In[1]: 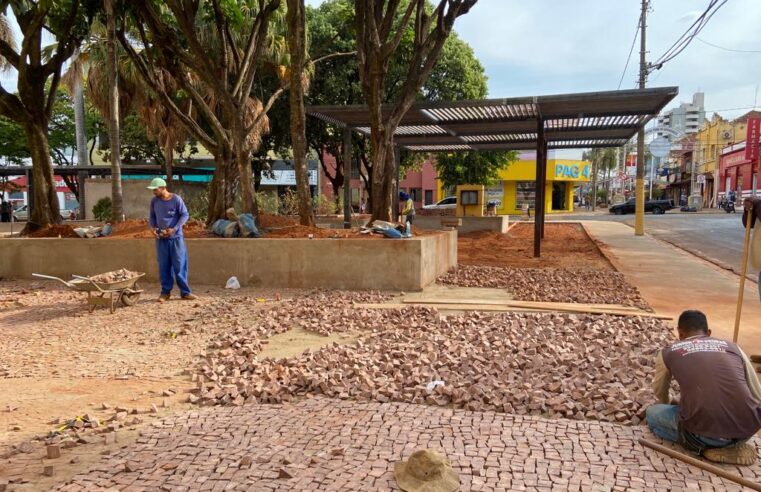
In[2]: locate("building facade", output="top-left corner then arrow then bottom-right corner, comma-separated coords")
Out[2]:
436,154 -> 591,214
657,92 -> 705,140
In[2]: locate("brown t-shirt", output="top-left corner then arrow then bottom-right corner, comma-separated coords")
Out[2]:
662,336 -> 761,439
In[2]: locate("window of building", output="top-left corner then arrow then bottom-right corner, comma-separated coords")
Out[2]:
516,182 -> 536,210
460,190 -> 478,205
410,188 -> 422,202
424,190 -> 433,205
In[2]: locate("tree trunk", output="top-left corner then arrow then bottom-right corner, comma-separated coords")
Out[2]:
164,142 -> 174,191
591,159 -> 598,212
106,0 -> 123,222
73,75 -> 88,219
24,123 -> 61,230
286,0 -> 314,227
236,147 -> 258,216
369,132 -> 395,221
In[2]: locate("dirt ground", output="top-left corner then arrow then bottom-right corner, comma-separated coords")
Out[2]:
22,216 -> 436,240
457,222 -> 613,270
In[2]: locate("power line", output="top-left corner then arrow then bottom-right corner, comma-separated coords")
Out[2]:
617,12 -> 641,90
696,37 -> 761,53
650,0 -> 728,71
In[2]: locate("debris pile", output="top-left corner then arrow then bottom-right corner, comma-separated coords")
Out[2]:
438,265 -> 649,309
90,269 -> 140,284
249,290 -> 394,336
191,310 -> 670,424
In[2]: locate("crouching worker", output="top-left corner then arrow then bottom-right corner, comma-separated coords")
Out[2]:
647,310 -> 761,465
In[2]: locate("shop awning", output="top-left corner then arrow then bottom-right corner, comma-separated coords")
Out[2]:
307,87 -> 678,152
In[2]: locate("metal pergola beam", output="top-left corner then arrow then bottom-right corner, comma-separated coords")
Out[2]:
306,87 -> 679,258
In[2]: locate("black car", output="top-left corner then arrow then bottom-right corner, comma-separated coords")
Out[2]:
609,198 -> 674,215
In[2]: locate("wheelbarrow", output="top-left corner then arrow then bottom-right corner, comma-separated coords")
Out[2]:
32,272 -> 145,314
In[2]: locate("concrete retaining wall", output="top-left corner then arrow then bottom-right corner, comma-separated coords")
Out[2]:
412,215 -> 509,234
84,179 -> 206,220
0,231 -> 456,292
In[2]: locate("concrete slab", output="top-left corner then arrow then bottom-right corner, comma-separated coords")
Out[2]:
0,231 -> 457,292
401,283 -> 513,302
583,220 -> 761,355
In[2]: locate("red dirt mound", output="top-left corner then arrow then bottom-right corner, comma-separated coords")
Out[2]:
458,222 -> 612,270
104,219 -> 211,239
257,214 -> 298,228
25,224 -> 79,238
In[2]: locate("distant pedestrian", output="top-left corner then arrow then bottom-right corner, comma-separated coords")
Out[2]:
360,198 -> 367,214
0,199 -> 10,223
399,191 -> 415,229
742,197 -> 761,302
147,177 -> 195,303
585,197 -> 590,211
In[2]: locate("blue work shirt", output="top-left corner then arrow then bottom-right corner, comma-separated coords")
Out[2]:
149,194 -> 189,237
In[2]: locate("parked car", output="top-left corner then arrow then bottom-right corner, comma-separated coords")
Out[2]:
608,198 -> 674,215
12,204 -> 73,221
423,196 -> 456,210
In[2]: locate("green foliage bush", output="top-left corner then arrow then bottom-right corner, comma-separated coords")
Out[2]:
92,197 -> 112,221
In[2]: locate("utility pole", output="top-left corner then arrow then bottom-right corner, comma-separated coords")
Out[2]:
634,0 -> 648,235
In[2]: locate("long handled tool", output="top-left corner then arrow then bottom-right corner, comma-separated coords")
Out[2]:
733,209 -> 754,343
639,438 -> 761,491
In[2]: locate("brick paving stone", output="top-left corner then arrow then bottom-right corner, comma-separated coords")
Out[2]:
57,398 -> 761,491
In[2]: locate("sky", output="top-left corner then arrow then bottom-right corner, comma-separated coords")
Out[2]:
305,0 -> 761,118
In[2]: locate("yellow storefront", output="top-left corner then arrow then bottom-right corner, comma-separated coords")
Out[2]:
438,158 -> 591,214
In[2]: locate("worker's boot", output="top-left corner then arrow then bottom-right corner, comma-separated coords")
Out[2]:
703,442 -> 757,466
181,293 -> 198,301
157,293 -> 170,303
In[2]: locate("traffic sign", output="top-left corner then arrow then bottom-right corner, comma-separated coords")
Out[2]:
649,136 -> 671,158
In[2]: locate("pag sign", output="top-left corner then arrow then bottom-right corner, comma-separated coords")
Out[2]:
554,162 -> 591,181
745,117 -> 761,162
649,136 -> 671,158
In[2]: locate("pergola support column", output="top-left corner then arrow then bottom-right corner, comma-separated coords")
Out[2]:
534,116 -> 547,257
343,126 -> 352,229
394,146 -> 401,222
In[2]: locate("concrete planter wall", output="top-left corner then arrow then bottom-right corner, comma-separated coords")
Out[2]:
0,231 -> 456,292
411,215 -> 509,234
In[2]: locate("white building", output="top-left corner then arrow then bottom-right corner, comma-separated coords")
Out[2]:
657,92 -> 706,141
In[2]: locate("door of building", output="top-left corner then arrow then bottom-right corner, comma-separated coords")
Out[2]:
552,183 -> 566,211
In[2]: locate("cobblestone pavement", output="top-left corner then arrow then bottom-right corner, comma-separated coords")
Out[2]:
57,397 -> 761,491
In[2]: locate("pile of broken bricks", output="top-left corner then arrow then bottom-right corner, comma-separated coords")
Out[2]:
190,309 -> 673,425
438,265 -> 650,309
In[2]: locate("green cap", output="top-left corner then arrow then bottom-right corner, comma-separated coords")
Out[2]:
147,177 -> 167,190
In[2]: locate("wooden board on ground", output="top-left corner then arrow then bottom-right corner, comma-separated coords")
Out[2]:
403,297 -> 641,312
366,300 -> 672,319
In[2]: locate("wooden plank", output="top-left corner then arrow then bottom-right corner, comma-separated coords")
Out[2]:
360,302 -> 672,320
403,298 -> 642,312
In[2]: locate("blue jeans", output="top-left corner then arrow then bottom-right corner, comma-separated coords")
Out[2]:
758,271 -> 761,302
646,404 -> 741,453
156,237 -> 191,296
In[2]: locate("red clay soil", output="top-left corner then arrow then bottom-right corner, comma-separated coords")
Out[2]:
257,213 -> 299,228
25,224 -> 80,238
458,222 -> 613,270
103,219 -> 212,239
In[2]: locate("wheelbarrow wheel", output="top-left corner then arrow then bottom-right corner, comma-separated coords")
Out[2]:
120,291 -> 141,306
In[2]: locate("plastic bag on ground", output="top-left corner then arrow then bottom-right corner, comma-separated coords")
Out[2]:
225,276 -> 241,289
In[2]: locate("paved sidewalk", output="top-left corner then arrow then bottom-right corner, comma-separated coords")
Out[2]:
584,221 -> 761,355
57,397 -> 758,491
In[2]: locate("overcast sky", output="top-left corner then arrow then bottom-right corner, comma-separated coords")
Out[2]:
307,0 -> 761,119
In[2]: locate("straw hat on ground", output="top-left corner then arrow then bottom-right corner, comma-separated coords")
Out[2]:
394,449 -> 459,492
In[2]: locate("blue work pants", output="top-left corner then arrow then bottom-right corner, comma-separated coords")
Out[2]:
646,404 -> 746,454
156,237 -> 191,296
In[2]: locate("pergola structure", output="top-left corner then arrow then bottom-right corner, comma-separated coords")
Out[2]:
307,87 -> 678,257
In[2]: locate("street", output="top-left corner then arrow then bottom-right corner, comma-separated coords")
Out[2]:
547,212 -> 760,285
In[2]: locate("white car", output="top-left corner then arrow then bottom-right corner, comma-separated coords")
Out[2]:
13,204 -> 73,221
423,196 -> 457,210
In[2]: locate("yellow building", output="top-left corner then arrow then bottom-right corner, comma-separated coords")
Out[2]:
694,111 -> 760,206
439,158 -> 591,215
